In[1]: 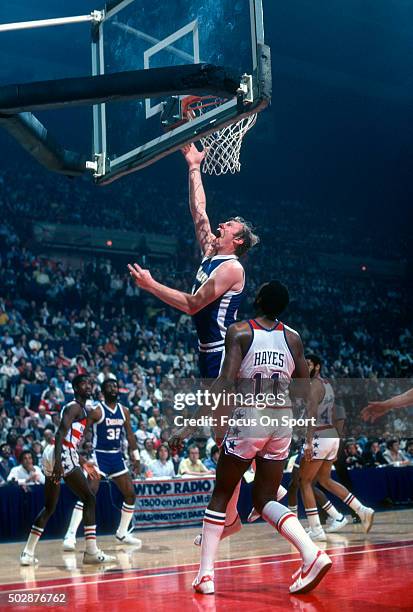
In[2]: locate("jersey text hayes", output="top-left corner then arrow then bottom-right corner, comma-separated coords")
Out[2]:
253,350 -> 285,368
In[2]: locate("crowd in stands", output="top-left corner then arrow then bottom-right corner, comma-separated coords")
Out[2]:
0,163 -> 412,488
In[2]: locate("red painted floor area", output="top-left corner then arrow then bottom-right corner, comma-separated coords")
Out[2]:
2,541 -> 413,611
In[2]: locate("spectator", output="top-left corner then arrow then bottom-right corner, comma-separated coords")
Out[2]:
135,420 -> 155,449
404,440 -> 413,464
150,444 -> 175,478
344,441 -> 365,469
7,450 -> 45,485
362,440 -> 387,467
179,445 -> 211,476
203,445 -> 220,472
40,378 -> 65,405
34,405 -> 53,429
383,439 -> 410,466
140,438 -> 157,471
0,443 -> 18,480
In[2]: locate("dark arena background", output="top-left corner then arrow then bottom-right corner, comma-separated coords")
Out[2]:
0,1 -> 412,610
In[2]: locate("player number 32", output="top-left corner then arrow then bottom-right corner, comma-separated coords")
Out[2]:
107,428 -> 121,440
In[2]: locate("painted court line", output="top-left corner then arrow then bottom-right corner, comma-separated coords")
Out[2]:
2,541 -> 412,594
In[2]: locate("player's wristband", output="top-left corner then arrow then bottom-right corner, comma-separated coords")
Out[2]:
132,449 -> 140,461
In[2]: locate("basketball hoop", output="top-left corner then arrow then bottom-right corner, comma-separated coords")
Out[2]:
181,96 -> 257,175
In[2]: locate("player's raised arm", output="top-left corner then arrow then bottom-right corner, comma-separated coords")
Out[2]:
52,402 -> 82,483
128,259 -> 242,315
182,143 -> 215,255
361,387 -> 413,422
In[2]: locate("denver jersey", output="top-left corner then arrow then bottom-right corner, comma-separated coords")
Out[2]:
315,376 -> 335,426
192,254 -> 244,352
92,402 -> 126,452
238,319 -> 296,406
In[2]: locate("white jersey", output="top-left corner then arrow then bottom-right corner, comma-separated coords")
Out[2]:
223,319 -> 296,462
315,375 -> 335,427
60,401 -> 87,451
238,319 -> 296,406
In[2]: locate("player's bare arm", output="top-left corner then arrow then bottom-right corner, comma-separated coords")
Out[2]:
182,143 -> 216,255
128,259 -> 243,315
123,407 -> 141,475
77,407 -> 102,480
361,387 -> 413,422
169,323 -> 250,449
51,402 -> 83,484
218,321 -> 252,382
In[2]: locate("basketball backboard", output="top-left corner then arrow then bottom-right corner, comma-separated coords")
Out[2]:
92,0 -> 270,183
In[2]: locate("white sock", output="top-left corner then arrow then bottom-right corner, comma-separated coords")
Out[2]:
224,481 -> 240,527
84,525 -> 98,555
199,510 -> 226,577
305,507 -> 322,529
277,485 -> 287,501
117,502 -> 135,537
65,502 -> 83,539
288,505 -> 298,515
24,526 -> 44,555
322,500 -> 342,520
343,493 -> 364,514
262,501 -> 319,566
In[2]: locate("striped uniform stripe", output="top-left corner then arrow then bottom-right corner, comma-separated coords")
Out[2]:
204,509 -> 226,525
30,527 -> 44,536
122,504 -> 135,514
84,527 -> 97,540
344,494 -> 355,506
305,508 -> 319,515
277,512 -> 296,532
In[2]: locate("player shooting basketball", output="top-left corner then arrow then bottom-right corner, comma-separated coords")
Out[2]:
128,145 -> 258,381
128,143 -> 259,539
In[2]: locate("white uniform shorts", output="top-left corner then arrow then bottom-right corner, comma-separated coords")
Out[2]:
307,427 -> 340,461
223,407 -> 293,461
42,444 -> 81,478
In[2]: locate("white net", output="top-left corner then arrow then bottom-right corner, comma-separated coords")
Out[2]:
184,97 -> 257,175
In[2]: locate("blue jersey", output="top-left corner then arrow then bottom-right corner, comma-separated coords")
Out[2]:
92,402 -> 126,452
192,254 -> 245,354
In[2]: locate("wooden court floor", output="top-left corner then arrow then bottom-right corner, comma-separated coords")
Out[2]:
0,509 -> 412,611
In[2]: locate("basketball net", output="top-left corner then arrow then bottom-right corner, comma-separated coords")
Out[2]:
182,96 -> 257,175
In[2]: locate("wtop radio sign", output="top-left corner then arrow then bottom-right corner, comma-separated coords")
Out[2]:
133,476 -> 215,529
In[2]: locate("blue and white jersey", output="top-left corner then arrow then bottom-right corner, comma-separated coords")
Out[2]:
192,254 -> 245,353
92,402 -> 126,452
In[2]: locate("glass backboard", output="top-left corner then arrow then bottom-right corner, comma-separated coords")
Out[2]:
92,0 -> 269,183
